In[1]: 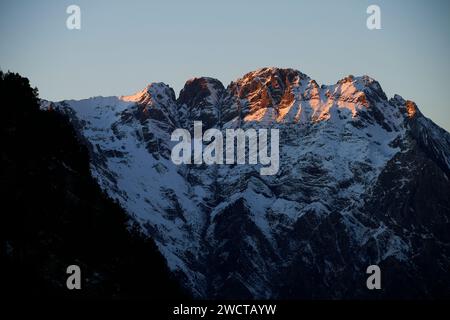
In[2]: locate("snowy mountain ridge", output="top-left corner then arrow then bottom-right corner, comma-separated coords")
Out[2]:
42,67 -> 450,298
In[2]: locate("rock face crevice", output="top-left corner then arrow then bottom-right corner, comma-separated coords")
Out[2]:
43,67 -> 450,298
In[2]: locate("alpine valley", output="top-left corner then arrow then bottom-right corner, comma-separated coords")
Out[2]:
42,68 -> 450,299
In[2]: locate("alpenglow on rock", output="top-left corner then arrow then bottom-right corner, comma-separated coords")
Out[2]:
42,67 -> 450,299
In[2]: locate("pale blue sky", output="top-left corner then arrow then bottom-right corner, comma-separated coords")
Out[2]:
1,0 -> 449,131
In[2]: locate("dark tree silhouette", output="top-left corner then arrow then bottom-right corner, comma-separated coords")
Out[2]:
0,71 -> 186,299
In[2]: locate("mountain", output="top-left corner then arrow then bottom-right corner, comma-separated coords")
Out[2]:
42,67 -> 450,299
1,71 -> 184,298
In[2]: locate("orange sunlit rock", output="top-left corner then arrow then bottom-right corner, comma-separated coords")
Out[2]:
405,100 -> 417,118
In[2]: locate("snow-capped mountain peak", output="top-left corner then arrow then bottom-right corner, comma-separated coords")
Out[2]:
42,68 -> 450,298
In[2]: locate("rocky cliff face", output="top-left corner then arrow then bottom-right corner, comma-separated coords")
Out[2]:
42,67 -> 450,298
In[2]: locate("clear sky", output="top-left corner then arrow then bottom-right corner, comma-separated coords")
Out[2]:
1,0 -> 449,131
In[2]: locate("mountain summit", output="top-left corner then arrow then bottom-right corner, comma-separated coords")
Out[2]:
42,68 -> 450,298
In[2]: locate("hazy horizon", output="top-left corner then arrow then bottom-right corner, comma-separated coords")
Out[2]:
1,0 -> 449,131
